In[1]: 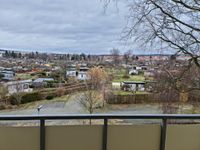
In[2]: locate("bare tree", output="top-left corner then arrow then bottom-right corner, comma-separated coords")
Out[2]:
0,85 -> 8,103
87,67 -> 109,89
110,48 -> 120,66
154,60 -> 200,113
79,90 -> 100,114
79,85 -> 101,124
104,0 -> 200,66
11,81 -> 24,105
153,68 -> 180,114
123,50 -> 132,65
87,67 -> 109,106
80,67 -> 109,122
123,0 -> 200,66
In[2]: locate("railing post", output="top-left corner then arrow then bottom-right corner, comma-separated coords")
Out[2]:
40,119 -> 45,150
103,118 -> 108,150
160,118 -> 167,150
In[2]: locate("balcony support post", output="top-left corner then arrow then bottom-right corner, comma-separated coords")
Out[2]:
40,119 -> 45,150
103,118 -> 108,150
160,118 -> 167,150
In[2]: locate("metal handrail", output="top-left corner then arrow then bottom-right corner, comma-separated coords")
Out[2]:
0,114 -> 200,120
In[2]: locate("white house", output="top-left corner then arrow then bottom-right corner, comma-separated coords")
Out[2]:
121,81 -> 146,92
4,79 -> 33,94
136,66 -> 142,70
66,68 -> 77,77
112,82 -> 121,90
77,67 -> 89,80
129,69 -> 139,75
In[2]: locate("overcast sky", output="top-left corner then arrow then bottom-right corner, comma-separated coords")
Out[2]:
0,0 -> 156,54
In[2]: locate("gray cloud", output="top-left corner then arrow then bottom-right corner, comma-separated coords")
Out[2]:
0,0 -> 144,54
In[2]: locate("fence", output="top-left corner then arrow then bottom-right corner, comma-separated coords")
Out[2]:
1,114 -> 200,150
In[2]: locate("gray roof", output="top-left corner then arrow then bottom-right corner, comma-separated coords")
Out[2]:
5,79 -> 32,85
33,78 -> 54,83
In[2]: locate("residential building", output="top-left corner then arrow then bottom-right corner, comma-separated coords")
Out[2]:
129,69 -> 139,75
4,79 -> 33,94
0,70 -> 15,81
77,67 -> 89,80
121,81 -> 146,92
66,68 -> 77,77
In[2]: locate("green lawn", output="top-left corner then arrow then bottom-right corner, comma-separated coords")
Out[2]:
113,75 -> 145,82
15,73 -> 34,80
108,68 -> 146,82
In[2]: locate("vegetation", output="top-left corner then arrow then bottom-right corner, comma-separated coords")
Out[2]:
0,73 -> 4,80
110,48 -> 120,65
0,86 -> 8,102
79,90 -> 101,114
113,91 -> 149,96
20,94 -> 71,110
109,68 -> 145,82
20,92 -> 42,104
45,95 -> 55,100
0,104 -> 6,110
118,0 -> 200,66
113,75 -> 145,82
15,73 -> 33,80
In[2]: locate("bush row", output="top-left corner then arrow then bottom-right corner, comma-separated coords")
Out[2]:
8,85 -> 88,105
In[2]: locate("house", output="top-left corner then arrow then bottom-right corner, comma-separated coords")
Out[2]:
121,81 -> 146,92
4,79 -> 33,94
0,70 -> 15,81
52,66 -> 61,71
112,82 -> 121,90
78,67 -> 89,80
66,68 -> 77,78
13,66 -> 23,72
33,78 -> 54,87
129,69 -> 139,75
66,65 -> 90,81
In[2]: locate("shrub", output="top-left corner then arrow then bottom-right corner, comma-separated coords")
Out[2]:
21,92 -> 42,104
122,74 -> 130,79
46,95 -> 54,100
10,98 -> 19,105
56,88 -> 65,97
9,94 -> 23,105
30,73 -> 36,76
0,104 -> 6,110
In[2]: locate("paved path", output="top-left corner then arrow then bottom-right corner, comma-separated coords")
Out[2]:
0,94 -> 85,115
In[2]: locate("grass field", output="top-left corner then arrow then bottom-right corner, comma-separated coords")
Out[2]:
113,75 -> 145,82
109,68 -> 146,82
15,73 -> 34,80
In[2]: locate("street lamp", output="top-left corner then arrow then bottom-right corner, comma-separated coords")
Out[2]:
37,105 -> 43,115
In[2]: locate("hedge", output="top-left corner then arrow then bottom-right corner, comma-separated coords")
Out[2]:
21,92 -> 42,104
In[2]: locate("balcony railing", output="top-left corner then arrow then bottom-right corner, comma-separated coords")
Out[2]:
1,114 -> 200,150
